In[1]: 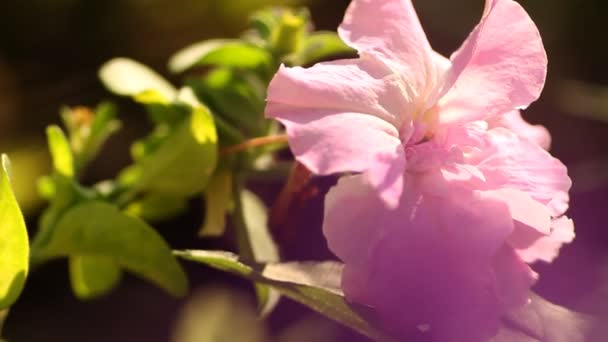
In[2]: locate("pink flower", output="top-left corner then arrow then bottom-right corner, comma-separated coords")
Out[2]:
265,0 -> 573,340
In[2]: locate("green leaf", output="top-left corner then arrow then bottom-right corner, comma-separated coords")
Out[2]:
295,32 -> 356,65
0,155 -> 29,310
177,251 -> 595,342
238,190 -> 278,263
189,68 -> 265,136
69,255 -> 122,300
496,293 -> 595,342
200,169 -> 233,237
99,58 -> 177,101
60,103 -> 121,173
169,40 -> 272,74
175,250 -> 395,342
46,126 -> 74,178
171,287 -> 268,342
233,188 -> 281,316
125,193 -> 188,222
129,104 -> 218,197
36,201 -> 188,297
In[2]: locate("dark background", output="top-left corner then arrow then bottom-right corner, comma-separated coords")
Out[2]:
1,0 -> 607,341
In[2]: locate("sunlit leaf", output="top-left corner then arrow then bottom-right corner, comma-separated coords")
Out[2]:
69,255 -> 122,300
169,40 -> 272,74
99,58 -> 177,101
0,155 -> 29,310
200,169 -> 233,237
36,201 -> 188,297
46,126 -> 74,178
175,250 -> 395,342
128,104 -> 218,197
171,287 -> 268,342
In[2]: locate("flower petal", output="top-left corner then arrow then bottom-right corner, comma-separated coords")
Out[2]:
338,0 -> 443,112
492,246 -> 538,309
267,103 -> 402,175
267,59 -> 409,127
471,128 -> 571,216
508,216 -> 575,263
488,110 -> 551,150
438,0 -> 547,124
323,171 -> 518,341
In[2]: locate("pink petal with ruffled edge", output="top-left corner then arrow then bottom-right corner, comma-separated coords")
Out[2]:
508,216 -> 575,263
438,0 -> 547,125
470,127 -> 571,216
488,110 -> 551,150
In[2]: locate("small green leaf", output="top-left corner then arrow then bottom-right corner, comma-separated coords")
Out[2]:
36,201 -> 188,297
200,169 -> 233,237
126,193 -> 188,222
295,32 -> 356,65
46,126 -> 74,178
176,250 -> 395,342
189,68 -> 265,136
99,58 -> 177,101
130,104 -> 218,197
271,10 -> 308,57
169,40 -> 272,74
69,255 -> 122,300
0,155 -> 29,310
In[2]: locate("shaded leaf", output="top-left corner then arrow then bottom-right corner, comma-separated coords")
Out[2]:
99,58 -> 177,101
169,39 -> 272,74
189,68 -> 265,136
69,255 -> 122,300
200,169 -> 233,237
498,293 -> 595,342
175,250 -> 396,342
36,201 -> 188,297
0,155 -> 29,310
125,193 -> 188,222
233,189 -> 280,316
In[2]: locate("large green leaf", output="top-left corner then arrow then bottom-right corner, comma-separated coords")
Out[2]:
177,250 -> 596,342
128,104 -> 218,197
36,201 -> 188,297
0,155 -> 29,310
69,255 -> 122,300
99,58 -> 177,101
495,293 -> 595,342
175,250 -> 395,342
169,40 -> 272,74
